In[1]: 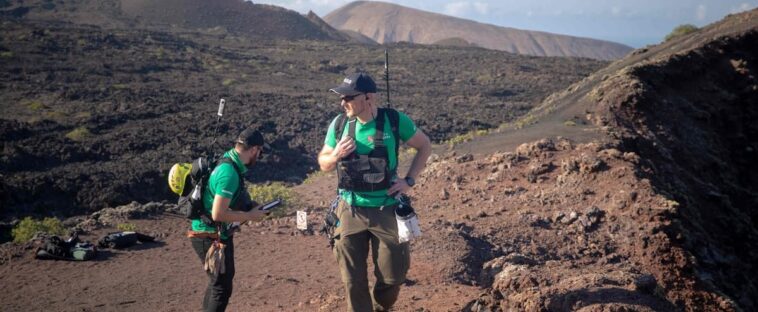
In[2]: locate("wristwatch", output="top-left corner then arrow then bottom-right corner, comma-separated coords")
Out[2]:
404,176 -> 416,187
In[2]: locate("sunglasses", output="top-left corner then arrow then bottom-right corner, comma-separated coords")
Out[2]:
340,93 -> 365,102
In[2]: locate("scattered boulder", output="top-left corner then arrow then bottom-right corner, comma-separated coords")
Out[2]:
552,211 -> 566,223
440,188 -> 450,200
634,274 -> 658,294
564,211 -> 579,224
84,201 -> 171,228
478,253 -> 537,287
504,186 -> 526,196
579,155 -> 605,173
516,139 -> 556,157
561,158 -> 579,174
455,153 -> 474,163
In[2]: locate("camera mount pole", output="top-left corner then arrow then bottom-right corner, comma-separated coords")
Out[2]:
208,98 -> 225,161
384,49 -> 391,108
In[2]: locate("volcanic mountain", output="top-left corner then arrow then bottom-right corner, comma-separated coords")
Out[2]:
324,1 -> 633,60
2,0 -> 352,41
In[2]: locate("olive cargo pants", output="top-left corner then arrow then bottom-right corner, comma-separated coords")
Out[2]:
333,200 -> 411,312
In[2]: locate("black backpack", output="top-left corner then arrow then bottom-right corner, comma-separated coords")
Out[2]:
177,157 -> 243,224
36,235 -> 98,261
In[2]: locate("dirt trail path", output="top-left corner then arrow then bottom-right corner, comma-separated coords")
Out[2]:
0,211 -> 480,311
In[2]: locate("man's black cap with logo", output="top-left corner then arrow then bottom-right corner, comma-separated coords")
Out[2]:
329,72 -> 377,96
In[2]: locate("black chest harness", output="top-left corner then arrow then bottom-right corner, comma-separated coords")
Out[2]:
334,108 -> 400,192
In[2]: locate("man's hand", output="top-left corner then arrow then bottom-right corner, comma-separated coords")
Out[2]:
332,136 -> 356,159
244,209 -> 269,224
319,136 -> 355,171
387,178 -> 411,197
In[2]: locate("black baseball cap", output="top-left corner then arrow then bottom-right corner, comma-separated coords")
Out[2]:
329,72 -> 377,96
235,127 -> 271,151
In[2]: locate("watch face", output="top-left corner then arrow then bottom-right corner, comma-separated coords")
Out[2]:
405,177 -> 415,187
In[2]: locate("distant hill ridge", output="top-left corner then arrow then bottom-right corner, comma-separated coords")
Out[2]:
2,0 -> 352,41
119,0 -> 349,41
324,1 -> 633,60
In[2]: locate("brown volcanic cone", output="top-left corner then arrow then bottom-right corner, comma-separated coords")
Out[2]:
119,0 -> 347,41
324,1 -> 633,60
3,0 -> 350,41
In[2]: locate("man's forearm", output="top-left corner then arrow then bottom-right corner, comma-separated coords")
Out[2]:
318,151 -> 338,172
405,144 -> 432,180
211,195 -> 265,222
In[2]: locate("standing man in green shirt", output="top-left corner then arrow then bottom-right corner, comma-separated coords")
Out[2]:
188,127 -> 269,312
318,72 -> 432,311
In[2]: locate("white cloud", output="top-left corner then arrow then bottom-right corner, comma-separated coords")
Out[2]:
731,2 -> 754,13
473,2 -> 489,15
696,4 -> 707,21
309,0 -> 345,6
611,6 -> 621,16
444,1 -> 471,17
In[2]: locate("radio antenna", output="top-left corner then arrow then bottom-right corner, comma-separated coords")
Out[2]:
384,49 -> 391,108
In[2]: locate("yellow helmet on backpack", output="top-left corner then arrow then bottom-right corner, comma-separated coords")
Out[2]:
168,163 -> 192,196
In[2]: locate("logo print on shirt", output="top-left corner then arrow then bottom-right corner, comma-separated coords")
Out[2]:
367,136 -> 374,143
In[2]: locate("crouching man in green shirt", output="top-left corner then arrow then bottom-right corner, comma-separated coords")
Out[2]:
189,127 -> 270,312
318,72 -> 432,311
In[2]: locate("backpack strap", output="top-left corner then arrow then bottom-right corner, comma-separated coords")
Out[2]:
377,108 -> 401,162
217,157 -> 244,199
374,109 -> 386,148
333,113 -> 348,142
386,108 -> 400,160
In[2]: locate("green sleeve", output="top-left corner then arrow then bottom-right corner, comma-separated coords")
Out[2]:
209,163 -> 239,199
324,116 -> 339,148
397,111 -> 417,142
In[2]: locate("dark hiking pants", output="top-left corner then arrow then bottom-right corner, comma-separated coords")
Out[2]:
333,200 -> 411,312
191,237 -> 235,312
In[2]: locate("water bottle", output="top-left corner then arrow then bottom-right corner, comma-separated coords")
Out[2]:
395,197 -> 421,243
190,183 -> 202,202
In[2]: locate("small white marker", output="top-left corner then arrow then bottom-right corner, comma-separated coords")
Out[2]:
296,211 -> 308,230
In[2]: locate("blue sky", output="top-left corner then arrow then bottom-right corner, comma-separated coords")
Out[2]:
250,0 -> 757,47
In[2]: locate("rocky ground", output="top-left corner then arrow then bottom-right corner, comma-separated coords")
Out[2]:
0,136 -> 733,311
0,17 -> 603,220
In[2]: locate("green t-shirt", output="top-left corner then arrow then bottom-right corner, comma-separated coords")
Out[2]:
324,110 -> 417,207
191,148 -> 247,239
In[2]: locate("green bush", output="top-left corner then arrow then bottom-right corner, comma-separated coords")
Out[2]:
117,223 -> 138,232
26,101 -> 44,111
12,217 -> 67,243
665,24 -> 698,42
446,129 -> 489,147
303,170 -> 330,184
0,51 -> 13,58
247,182 -> 296,218
65,126 -> 91,141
